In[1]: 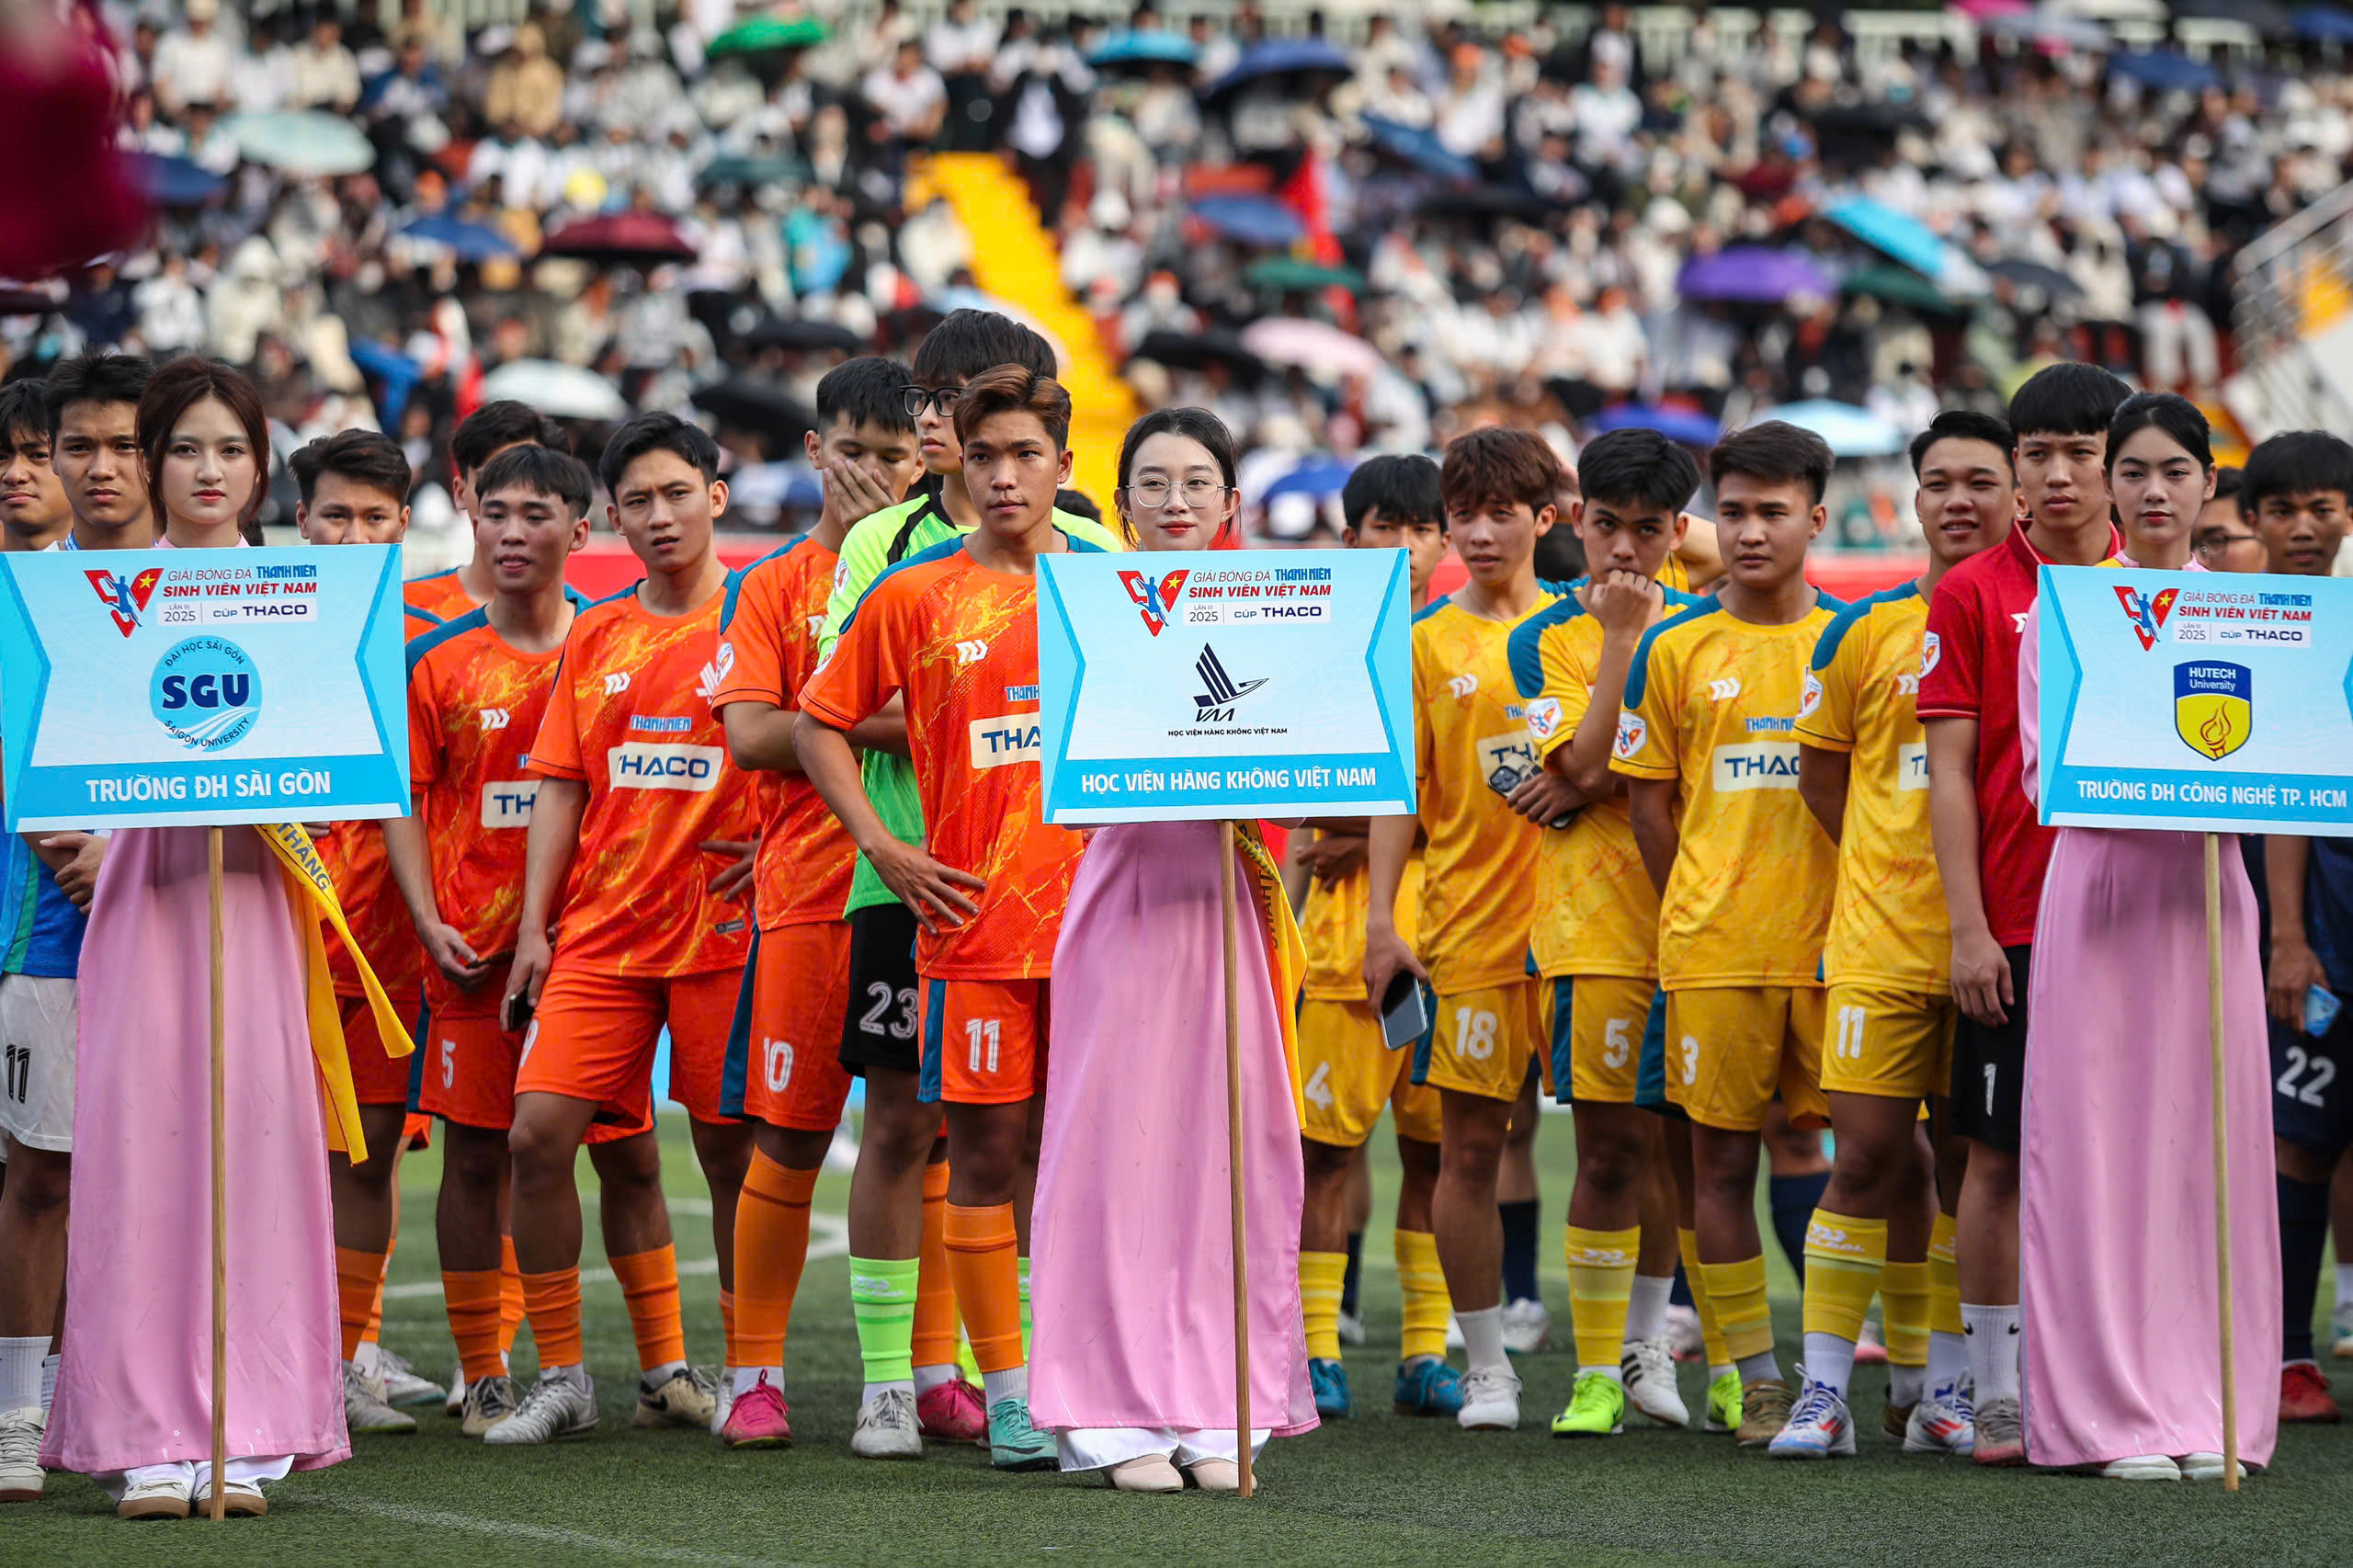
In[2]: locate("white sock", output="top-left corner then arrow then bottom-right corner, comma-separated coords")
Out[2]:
864,1378 -> 918,1404
353,1339 -> 383,1377
1456,1305 -> 1509,1374
544,1362 -> 588,1388
1709,1362 -> 1736,1384
1735,1349 -> 1781,1387
0,1336 -> 43,1412
40,1352 -> 60,1414
1961,1303 -> 2021,1403
1623,1274 -> 1672,1346
1802,1332 -> 1857,1400
912,1362 -> 960,1395
642,1358 -> 687,1389
1927,1329 -> 1968,1392
1581,1363 -> 1624,1383
1889,1361 -> 1926,1408
2337,1262 -> 2353,1309
981,1366 -> 1027,1406
730,1365 -> 779,1399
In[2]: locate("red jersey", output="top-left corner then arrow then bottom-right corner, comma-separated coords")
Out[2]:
798,535 -> 1095,981
710,537 -> 856,931
1917,521 -> 2120,948
525,584 -> 758,977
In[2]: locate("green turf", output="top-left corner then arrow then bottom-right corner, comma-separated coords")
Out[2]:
14,1112 -> 2349,1568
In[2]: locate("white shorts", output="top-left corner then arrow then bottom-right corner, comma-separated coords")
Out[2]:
0,973 -> 76,1153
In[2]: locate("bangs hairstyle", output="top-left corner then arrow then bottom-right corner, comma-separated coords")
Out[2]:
450,400 -> 571,477
2239,430 -> 2353,517
1440,426 -> 1563,517
136,356 -> 271,528
0,381 -> 49,451
43,350 -> 152,438
951,364 -> 1072,451
1907,410 -> 2016,477
2006,361 -> 2131,441
476,442 -> 594,519
1710,419 -> 1835,506
1341,452 -> 1441,533
597,410 -> 721,494
912,309 -> 1058,387
2105,392 -> 2211,474
1575,427 -> 1702,515
816,356 -> 917,436
289,428 -> 412,506
1117,405 -> 1238,489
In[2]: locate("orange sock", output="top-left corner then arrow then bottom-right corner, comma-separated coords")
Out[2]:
520,1267 -> 584,1370
498,1236 -> 525,1355
443,1268 -> 506,1383
336,1246 -> 383,1363
912,1161 -> 959,1371
364,1233 -> 394,1346
609,1245 -> 687,1372
942,1201 -> 1022,1373
730,1153 -> 817,1369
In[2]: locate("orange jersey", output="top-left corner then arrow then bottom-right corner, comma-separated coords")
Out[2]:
799,535 -> 1097,982
526,584 -> 758,977
404,566 -> 479,624
405,608 -> 566,963
710,537 -> 857,931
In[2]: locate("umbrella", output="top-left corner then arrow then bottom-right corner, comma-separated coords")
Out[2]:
400,213 -> 519,263
2108,51 -> 2221,93
1585,403 -> 1722,446
1260,455 -> 1356,504
691,378 -> 818,443
129,152 -> 226,207
1190,195 -> 1306,248
1415,185 -> 1552,222
1841,262 -> 1967,315
695,153 -> 809,190
347,340 -> 424,426
0,285 -> 65,316
1986,256 -> 2086,301
1824,197 -> 1984,293
1758,400 -> 1906,460
1238,318 -> 1383,380
541,210 -> 697,268
1088,30 -> 1199,69
744,316 -> 864,354
222,109 -> 376,175
2296,6 -> 2353,42
1677,246 -> 1834,304
1358,115 -> 1478,183
1129,328 -> 1268,381
705,15 -> 825,57
1200,38 -> 1354,101
2175,0 -> 2291,34
478,359 -> 629,422
1980,6 -> 2114,51
1244,256 -> 1368,294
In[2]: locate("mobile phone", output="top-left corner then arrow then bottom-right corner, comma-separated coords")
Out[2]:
1485,761 -> 1578,830
503,990 -> 536,1035
1381,969 -> 1431,1051
2308,984 -> 2342,1040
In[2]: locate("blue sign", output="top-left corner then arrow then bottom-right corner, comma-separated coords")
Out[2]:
0,545 -> 411,830
1035,548 -> 1415,824
2036,564 -> 2353,835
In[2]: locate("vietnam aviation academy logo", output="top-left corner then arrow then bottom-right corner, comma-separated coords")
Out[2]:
2175,662 -> 2252,759
1193,645 -> 1267,722
87,565 -> 164,637
149,635 -> 262,752
1120,568 -> 1191,636
2115,583 -> 2180,651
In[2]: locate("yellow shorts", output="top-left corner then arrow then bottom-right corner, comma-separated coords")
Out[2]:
1423,981 -> 1546,1103
1297,998 -> 1443,1147
1820,983 -> 1958,1102
1663,986 -> 1827,1132
1556,975 -> 1656,1105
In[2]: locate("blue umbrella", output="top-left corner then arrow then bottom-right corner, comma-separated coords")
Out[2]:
1088,29 -> 1198,68
2297,6 -> 2353,41
1823,197 -> 1984,293
347,340 -> 423,426
1758,400 -> 1905,459
401,213 -> 519,262
1677,246 -> 1833,304
2108,51 -> 2221,93
1260,456 -> 1356,504
1586,403 -> 1722,446
1201,38 -> 1353,99
128,152 -> 226,207
1191,195 -> 1307,248
1359,115 -> 1476,182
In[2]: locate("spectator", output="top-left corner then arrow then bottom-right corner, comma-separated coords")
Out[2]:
286,14 -> 361,114
484,23 -> 565,141
150,0 -> 233,117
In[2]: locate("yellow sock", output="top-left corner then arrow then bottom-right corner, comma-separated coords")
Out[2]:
1395,1229 -> 1450,1362
1677,1227 -> 1731,1369
1927,1212 -> 1963,1337
1881,1260 -> 1929,1371
1564,1225 -> 1640,1370
1301,1250 -> 1347,1363
1697,1255 -> 1774,1367
1799,1210 -> 1886,1342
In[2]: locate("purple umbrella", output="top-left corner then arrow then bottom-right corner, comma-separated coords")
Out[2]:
1677,246 -> 1834,304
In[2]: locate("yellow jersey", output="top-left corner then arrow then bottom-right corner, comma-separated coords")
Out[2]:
1611,596 -> 1843,991
1797,582 -> 1948,993
1300,852 -> 1426,1002
1410,590 -> 1564,993
1507,583 -> 1709,980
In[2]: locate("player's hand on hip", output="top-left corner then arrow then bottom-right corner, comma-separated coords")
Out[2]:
702,838 -> 757,902
1362,925 -> 1427,1010
871,839 -> 984,932
1949,929 -> 2011,1028
2269,932 -> 2328,1029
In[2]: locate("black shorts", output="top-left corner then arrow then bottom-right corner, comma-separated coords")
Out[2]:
2273,1013 -> 2353,1156
838,901 -> 922,1077
1949,943 -> 2030,1150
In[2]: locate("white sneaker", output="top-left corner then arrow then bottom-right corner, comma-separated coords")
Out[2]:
2334,1298 -> 2353,1358
1767,1369 -> 1857,1460
376,1346 -> 445,1408
2098,1453 -> 2180,1481
1336,1308 -> 1368,1348
2180,1450 -> 2247,1483
344,1361 -> 418,1435
190,1473 -> 268,1517
710,1366 -> 737,1435
1664,1301 -> 1705,1361
1620,1336 -> 1689,1427
1903,1381 -> 1975,1456
633,1365 -> 718,1429
116,1469 -> 192,1520
1456,1366 -> 1522,1431
850,1387 -> 925,1460
460,1374 -> 518,1437
445,1362 -> 468,1420
484,1369 -> 599,1445
1500,1297 -> 1552,1355
0,1405 -> 44,1502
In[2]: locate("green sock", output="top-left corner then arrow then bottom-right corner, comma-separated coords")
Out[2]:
850,1256 -> 920,1388
1018,1255 -> 1032,1360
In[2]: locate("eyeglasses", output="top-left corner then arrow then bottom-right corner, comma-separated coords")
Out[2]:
2193,531 -> 2260,559
903,384 -> 960,417
1123,478 -> 1229,509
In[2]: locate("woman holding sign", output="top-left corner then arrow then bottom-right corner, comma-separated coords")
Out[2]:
43,358 -> 405,1518
2016,392 -> 2278,1481
1027,408 -> 1318,1493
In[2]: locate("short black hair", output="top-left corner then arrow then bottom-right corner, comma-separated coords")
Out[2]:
0,381 -> 48,450
597,410 -> 721,494
43,351 -> 153,438
1575,428 -> 1702,515
1054,486 -> 1101,524
477,442 -> 595,519
2238,431 -> 2353,520
1341,453 -> 1442,534
289,428 -> 412,506
2006,361 -> 2131,442
815,355 -> 916,436
911,308 -> 1058,387
450,399 -> 572,479
2211,465 -> 2243,506
1907,410 -> 2016,477
1710,420 -> 1835,507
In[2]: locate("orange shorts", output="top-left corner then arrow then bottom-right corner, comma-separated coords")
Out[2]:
919,977 -> 1049,1106
516,964 -> 741,1128
341,992 -> 418,1107
419,967 -> 645,1142
723,923 -> 856,1131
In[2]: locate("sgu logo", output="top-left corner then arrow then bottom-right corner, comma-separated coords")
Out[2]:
1119,568 -> 1191,635
86,566 -> 163,637
2114,584 -> 2179,651
1193,645 -> 1267,722
604,672 -> 632,696
149,635 -> 262,752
